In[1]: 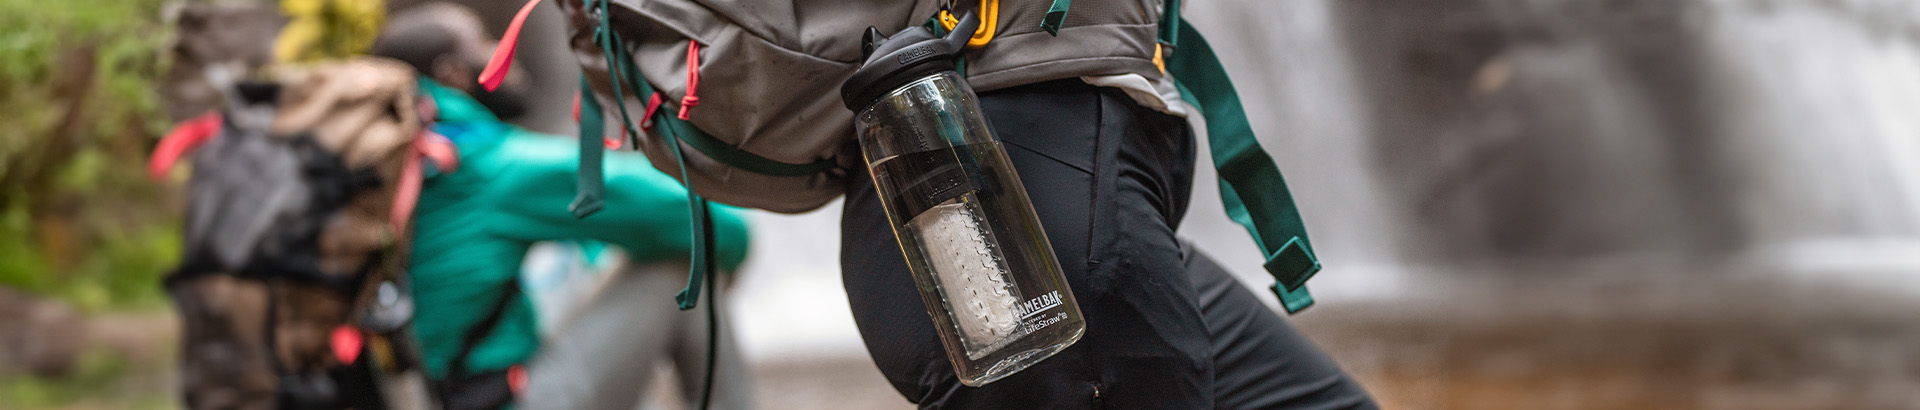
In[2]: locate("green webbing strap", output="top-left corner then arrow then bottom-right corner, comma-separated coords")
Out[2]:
605,32 -> 714,311
674,121 -> 836,177
1157,0 -> 1180,46
577,3 -> 719,408
1164,19 -> 1320,313
572,77 -> 607,217
1041,0 -> 1072,36
582,0 -> 713,312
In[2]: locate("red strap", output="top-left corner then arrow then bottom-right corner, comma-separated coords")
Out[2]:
330,325 -> 365,365
571,90 -> 582,122
148,112 -> 223,180
506,365 -> 530,396
677,41 -> 701,120
642,92 -> 664,131
478,0 -> 545,92
390,131 -> 459,233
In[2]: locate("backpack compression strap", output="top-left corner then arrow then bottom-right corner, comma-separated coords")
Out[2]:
1163,17 -> 1322,314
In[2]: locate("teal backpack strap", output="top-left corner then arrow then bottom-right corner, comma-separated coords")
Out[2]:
577,0 -> 714,311
1157,0 -> 1181,46
571,2 -> 723,408
573,77 -> 608,217
603,30 -> 720,408
1164,18 -> 1321,313
1041,0 -> 1072,35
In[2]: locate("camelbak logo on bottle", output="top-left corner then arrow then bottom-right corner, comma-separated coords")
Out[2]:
897,45 -> 935,64
1013,291 -> 1064,320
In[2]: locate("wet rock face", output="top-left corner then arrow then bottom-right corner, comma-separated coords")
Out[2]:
1335,0 -> 1750,263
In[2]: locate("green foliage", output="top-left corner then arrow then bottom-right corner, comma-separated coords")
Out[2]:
0,0 -> 181,312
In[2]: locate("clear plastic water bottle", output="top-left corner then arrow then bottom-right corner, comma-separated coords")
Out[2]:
841,13 -> 1085,386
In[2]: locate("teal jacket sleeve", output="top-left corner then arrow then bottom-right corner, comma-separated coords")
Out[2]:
480,131 -> 752,271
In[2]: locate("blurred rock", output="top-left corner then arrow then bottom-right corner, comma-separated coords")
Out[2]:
0,287 -> 88,377
159,2 -> 286,121
1298,266 -> 1920,410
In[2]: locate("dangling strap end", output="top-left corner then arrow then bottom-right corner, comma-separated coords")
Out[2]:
573,76 -> 608,219
478,0 -> 546,91
674,286 -> 699,310
390,131 -> 459,233
674,199 -> 715,311
569,194 -> 604,219
1041,0 -> 1072,36
1262,236 -> 1320,292
149,112 -> 224,180
642,93 -> 664,130
1272,283 -> 1314,314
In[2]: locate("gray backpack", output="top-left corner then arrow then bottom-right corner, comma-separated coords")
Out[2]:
483,0 -> 1163,213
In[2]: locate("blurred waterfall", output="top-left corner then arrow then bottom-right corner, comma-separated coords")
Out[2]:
1178,0 -> 1920,291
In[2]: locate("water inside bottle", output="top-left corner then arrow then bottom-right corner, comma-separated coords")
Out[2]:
869,141 -> 1085,384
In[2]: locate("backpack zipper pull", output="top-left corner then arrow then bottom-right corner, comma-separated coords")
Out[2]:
478,0 -> 545,91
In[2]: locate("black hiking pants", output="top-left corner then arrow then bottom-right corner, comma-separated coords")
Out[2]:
841,79 -> 1377,409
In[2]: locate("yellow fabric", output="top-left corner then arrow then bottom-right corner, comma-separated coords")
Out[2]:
275,0 -> 386,63
939,0 -> 999,49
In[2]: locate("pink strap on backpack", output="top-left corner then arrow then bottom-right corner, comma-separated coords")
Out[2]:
390,130 -> 458,234
643,92 -> 664,130
478,0 -> 545,92
330,325 -> 365,365
148,112 -> 223,180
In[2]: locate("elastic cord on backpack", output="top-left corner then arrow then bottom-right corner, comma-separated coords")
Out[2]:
679,41 -> 701,120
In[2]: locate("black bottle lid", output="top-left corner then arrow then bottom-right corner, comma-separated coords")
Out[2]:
840,12 -> 980,112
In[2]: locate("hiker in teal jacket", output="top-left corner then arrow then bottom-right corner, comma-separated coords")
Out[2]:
406,71 -> 750,382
